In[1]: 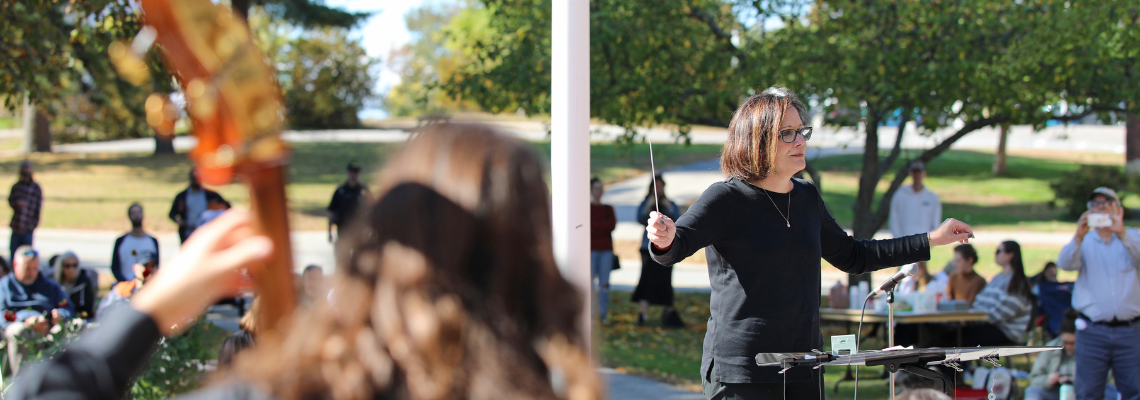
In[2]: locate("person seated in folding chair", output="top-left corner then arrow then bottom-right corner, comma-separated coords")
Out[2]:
1026,309 -> 1119,400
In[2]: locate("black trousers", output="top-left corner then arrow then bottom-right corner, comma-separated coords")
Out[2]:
702,359 -> 824,400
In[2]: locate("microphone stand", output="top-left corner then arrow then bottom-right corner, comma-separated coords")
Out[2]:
887,288 -> 897,400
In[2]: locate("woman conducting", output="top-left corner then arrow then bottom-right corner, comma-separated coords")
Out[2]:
645,87 -> 974,399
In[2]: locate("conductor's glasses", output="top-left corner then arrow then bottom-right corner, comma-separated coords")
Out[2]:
778,127 -> 813,143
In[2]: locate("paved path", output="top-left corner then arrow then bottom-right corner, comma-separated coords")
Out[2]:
601,368 -> 704,400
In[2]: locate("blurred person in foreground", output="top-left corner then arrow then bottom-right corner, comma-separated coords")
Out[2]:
644,87 -> 974,399
1057,187 -> 1140,400
1,246 -> 75,374
1026,309 -> 1119,400
8,124 -> 602,400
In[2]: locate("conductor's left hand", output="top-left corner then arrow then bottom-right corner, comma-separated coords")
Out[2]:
131,209 -> 273,335
646,211 -> 676,249
928,218 -> 974,246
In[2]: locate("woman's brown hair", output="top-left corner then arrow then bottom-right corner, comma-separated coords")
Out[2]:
721,87 -> 809,182
234,124 -> 600,400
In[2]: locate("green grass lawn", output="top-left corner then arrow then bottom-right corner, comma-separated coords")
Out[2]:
599,290 -> 1037,397
0,141 -> 719,231
812,150 -> 1126,232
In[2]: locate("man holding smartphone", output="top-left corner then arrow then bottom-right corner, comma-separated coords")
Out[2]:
1057,187 -> 1140,400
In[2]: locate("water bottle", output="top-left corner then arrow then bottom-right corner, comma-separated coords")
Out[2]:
1059,384 -> 1075,400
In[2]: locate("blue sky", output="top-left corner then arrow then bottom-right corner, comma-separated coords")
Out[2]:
324,0 -> 435,120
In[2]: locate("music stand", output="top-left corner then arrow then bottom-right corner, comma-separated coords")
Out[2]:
756,346 -> 1060,399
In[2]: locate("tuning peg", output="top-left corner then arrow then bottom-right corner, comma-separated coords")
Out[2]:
145,93 -> 178,135
108,26 -> 158,86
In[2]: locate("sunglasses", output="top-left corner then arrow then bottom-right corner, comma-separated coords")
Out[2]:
1087,200 -> 1114,210
62,262 -> 79,269
777,127 -> 813,143
21,249 -> 38,259
995,248 -> 1003,255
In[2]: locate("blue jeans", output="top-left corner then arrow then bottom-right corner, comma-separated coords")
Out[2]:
590,250 -> 614,320
1075,321 -> 1140,400
8,231 -> 33,266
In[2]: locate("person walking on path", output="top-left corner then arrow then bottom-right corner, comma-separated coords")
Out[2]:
634,173 -> 684,328
9,160 -> 42,262
644,87 -> 974,399
590,177 -> 617,324
111,203 -> 160,282
1057,187 -> 1140,400
327,162 -> 370,243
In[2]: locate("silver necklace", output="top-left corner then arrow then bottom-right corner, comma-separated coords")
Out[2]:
761,187 -> 791,228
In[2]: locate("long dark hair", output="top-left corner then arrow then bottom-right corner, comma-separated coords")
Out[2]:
1000,241 -> 1033,300
644,173 -> 665,200
234,124 -> 600,400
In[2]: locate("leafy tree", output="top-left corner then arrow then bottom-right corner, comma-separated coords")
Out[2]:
384,2 -> 482,117
279,28 -> 380,129
1,0 -> 371,153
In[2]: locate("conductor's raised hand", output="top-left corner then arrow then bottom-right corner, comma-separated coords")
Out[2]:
928,218 -> 974,246
131,209 -> 273,335
646,211 -> 676,249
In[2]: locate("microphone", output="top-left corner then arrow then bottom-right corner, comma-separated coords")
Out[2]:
867,264 -> 918,299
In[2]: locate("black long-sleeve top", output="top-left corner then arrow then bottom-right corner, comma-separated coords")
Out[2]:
650,177 -> 931,384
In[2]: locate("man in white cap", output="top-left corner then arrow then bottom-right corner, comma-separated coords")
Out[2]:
1057,187 -> 1140,400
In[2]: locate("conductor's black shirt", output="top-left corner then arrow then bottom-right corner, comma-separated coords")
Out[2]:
651,177 -> 931,384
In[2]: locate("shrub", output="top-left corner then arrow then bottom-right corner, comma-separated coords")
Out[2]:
3,319 -> 229,399
1049,165 -> 1129,220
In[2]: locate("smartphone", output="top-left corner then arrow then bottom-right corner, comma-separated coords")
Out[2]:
1087,213 -> 1112,228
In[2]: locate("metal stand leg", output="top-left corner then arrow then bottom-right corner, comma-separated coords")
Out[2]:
888,290 -> 896,400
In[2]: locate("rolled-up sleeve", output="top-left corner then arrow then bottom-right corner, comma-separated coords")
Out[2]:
1121,229 -> 1140,269
1057,238 -> 1083,271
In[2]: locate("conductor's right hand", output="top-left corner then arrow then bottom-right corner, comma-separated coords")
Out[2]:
646,211 -> 676,249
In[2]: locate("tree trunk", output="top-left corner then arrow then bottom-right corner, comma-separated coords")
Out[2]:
852,119 -> 882,240
849,114 -> 882,290
154,134 -> 175,155
1127,112 -> 1140,174
32,110 -> 51,153
802,160 -> 822,192
231,0 -> 251,22
993,124 -> 1009,175
22,95 -> 34,154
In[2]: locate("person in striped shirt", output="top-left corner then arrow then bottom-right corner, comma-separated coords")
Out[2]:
960,240 -> 1034,345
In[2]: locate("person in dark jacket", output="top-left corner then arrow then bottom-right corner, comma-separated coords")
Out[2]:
6,124 -> 603,400
632,174 -> 682,327
644,88 -> 975,399
9,160 -> 42,263
50,251 -> 97,320
111,203 -> 161,282
169,169 -> 229,244
326,162 -> 370,243
2,246 -> 75,374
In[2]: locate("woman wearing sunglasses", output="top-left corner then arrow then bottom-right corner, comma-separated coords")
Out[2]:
644,87 -> 975,399
52,252 -> 97,320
